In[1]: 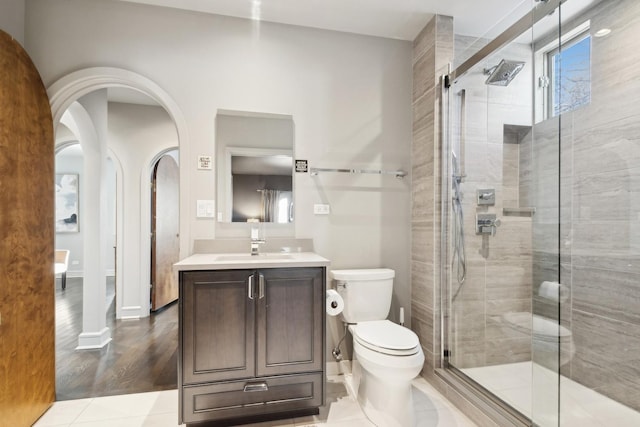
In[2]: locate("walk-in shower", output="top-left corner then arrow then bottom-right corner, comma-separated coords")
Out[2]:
439,0 -> 640,426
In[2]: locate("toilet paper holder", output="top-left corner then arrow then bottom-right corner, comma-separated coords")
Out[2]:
326,289 -> 345,317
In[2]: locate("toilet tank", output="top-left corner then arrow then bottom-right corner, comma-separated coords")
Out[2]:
330,268 -> 395,323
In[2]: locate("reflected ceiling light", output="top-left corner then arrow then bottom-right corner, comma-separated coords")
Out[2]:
251,0 -> 261,21
594,28 -> 611,37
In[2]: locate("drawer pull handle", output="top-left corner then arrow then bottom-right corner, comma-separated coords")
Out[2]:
243,382 -> 269,393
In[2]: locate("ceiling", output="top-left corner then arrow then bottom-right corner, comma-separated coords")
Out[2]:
115,0 -> 531,41
86,0 -> 600,109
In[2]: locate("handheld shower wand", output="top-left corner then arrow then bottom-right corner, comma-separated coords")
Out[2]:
451,152 -> 467,295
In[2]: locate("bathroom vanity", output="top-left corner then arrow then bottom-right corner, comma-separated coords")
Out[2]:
175,251 -> 329,426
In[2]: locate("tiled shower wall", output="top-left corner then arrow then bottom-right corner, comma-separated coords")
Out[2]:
527,0 -> 640,411
410,16 -> 537,426
410,14 -> 452,377
411,15 -> 536,373
448,35 -> 534,369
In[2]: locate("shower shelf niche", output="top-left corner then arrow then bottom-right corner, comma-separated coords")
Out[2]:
502,207 -> 536,217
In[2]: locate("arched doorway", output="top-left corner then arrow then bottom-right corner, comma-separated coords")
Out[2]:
48,68 -> 186,399
48,67 -> 188,321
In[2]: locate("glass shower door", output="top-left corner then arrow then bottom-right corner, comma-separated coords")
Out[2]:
443,2 -> 563,425
446,42 -> 543,421
444,0 -> 640,426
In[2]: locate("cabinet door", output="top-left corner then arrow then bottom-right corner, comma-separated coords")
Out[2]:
181,270 -> 255,384
256,268 -> 324,376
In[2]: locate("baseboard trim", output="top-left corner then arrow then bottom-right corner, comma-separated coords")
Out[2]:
76,327 -> 112,350
63,270 -> 115,278
326,360 -> 352,376
120,306 -> 143,319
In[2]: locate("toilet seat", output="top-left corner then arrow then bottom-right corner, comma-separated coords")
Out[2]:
351,320 -> 420,356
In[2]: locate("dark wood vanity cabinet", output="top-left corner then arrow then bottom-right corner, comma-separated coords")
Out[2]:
179,267 -> 325,425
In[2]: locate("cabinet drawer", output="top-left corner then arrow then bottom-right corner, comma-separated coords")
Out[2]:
182,373 -> 323,424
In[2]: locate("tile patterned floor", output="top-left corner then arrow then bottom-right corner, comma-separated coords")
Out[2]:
35,375 -> 478,427
38,361 -> 640,426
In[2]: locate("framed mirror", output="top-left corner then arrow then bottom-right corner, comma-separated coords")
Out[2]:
216,111 -> 294,223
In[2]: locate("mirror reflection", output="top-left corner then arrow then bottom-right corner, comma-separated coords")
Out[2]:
216,110 -> 294,223
230,151 -> 293,222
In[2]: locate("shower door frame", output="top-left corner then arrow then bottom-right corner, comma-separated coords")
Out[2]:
437,0 -> 564,426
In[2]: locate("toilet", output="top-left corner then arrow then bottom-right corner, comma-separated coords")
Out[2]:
331,268 -> 424,427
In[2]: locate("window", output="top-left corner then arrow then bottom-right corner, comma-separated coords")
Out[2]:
535,21 -> 592,122
544,29 -> 591,117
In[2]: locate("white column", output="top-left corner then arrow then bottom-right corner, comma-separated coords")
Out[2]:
74,90 -> 112,349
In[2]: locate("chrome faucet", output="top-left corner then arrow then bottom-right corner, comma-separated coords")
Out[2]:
250,224 -> 265,256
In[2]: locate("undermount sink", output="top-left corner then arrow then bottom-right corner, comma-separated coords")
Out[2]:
214,253 -> 294,262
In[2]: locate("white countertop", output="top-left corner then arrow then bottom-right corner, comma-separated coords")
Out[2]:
174,252 -> 330,271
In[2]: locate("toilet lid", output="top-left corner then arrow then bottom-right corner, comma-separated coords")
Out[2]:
353,320 -> 420,356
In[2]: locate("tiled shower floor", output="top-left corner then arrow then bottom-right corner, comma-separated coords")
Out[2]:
463,361 -> 640,427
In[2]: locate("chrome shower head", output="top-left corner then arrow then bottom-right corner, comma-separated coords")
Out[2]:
484,59 -> 525,86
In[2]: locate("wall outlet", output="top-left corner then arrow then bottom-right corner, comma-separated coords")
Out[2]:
72,260 -> 80,265
313,204 -> 330,215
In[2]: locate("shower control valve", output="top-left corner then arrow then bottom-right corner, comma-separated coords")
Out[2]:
476,213 -> 501,236
476,188 -> 495,206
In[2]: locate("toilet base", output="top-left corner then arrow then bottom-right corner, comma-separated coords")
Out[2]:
350,360 -> 415,427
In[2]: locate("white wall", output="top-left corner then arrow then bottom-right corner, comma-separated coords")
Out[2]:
24,0 -> 412,329
0,0 -> 25,45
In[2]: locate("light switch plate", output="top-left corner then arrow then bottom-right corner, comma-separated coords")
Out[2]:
313,204 -> 330,215
196,200 -> 215,218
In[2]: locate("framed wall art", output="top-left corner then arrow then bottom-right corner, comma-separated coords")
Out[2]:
55,173 -> 79,233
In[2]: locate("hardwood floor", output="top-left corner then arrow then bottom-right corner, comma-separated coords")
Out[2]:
55,277 -> 177,401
